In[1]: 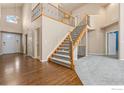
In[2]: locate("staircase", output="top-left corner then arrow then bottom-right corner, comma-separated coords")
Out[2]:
48,16 -> 88,69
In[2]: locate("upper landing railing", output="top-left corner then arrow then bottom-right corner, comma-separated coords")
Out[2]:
32,3 -> 75,27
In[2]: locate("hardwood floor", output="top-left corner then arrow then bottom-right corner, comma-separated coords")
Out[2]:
0,54 -> 82,85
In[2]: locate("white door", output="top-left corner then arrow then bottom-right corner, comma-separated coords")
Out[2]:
108,32 -> 116,55
15,34 -> 21,53
2,33 -> 21,54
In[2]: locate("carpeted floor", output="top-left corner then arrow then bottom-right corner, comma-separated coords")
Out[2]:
75,55 -> 124,85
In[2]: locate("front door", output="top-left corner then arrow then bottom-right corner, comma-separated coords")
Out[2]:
2,33 -> 21,54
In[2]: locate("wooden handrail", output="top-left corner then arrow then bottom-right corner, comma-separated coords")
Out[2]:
68,34 -> 74,69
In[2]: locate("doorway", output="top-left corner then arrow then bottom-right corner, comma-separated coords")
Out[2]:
2,32 -> 22,54
25,34 -> 28,55
107,31 -> 118,58
34,28 -> 40,59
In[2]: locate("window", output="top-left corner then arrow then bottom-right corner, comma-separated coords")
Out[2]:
6,15 -> 18,24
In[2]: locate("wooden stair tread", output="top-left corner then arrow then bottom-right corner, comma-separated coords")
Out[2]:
57,50 -> 69,53
51,57 -> 71,64
53,53 -> 70,58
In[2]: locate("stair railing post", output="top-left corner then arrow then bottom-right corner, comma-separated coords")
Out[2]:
68,34 -> 74,70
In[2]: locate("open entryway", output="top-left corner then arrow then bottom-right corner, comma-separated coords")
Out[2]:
2,32 -> 22,54
33,28 -> 40,59
106,31 -> 118,58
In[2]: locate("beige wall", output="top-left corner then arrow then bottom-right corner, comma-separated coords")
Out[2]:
0,7 -> 22,33
88,15 -> 105,55
42,16 -> 73,61
105,3 -> 119,25
72,4 -> 104,24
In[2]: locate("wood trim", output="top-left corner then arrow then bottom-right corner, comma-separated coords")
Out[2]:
68,34 -> 74,70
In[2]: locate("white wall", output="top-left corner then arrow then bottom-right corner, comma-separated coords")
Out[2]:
0,7 -> 22,33
22,4 -> 33,57
0,32 -> 2,55
0,4 -> 1,19
32,17 -> 42,59
42,16 -> 73,61
119,4 -> 124,60
0,5 -> 1,55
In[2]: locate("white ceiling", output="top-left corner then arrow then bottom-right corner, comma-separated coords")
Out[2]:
0,3 -> 23,8
60,3 -> 86,13
60,3 -> 110,13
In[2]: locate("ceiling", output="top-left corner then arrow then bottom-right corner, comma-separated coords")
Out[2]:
0,3 -> 23,8
60,3 -> 110,13
0,3 -> 110,11
60,3 -> 86,13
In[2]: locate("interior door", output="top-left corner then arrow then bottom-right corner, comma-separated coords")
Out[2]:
37,29 -> 40,58
108,32 -> 116,55
2,33 -> 21,54
15,34 -> 21,53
